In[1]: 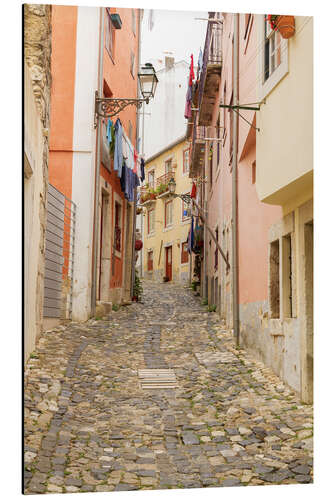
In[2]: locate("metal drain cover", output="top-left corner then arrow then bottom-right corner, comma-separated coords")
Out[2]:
138,369 -> 177,389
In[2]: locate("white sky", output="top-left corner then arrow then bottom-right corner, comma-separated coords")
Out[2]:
141,8 -> 208,70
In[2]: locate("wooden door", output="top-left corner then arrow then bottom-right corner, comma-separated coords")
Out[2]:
165,246 -> 172,281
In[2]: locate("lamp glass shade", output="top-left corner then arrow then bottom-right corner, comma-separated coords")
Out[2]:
138,63 -> 158,99
168,177 -> 176,194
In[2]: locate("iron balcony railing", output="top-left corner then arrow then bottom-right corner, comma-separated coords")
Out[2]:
156,170 -> 175,188
198,21 -> 213,109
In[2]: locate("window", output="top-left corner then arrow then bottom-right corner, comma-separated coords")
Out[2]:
260,15 -> 288,100
264,20 -> 282,82
181,193 -> 191,221
147,170 -> 155,189
269,240 -> 280,318
114,201 -> 121,252
181,242 -> 189,264
132,9 -> 136,35
165,159 -> 173,175
183,149 -> 189,174
147,251 -> 153,271
105,10 -> 115,59
130,51 -> 135,78
147,208 -> 155,235
209,142 -> 213,187
282,234 -> 293,318
165,200 -> 173,228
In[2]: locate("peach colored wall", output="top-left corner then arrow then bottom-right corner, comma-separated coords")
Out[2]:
238,146 -> 282,304
49,6 -> 77,197
207,13 -> 282,304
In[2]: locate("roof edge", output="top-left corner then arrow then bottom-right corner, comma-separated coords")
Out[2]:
146,135 -> 187,164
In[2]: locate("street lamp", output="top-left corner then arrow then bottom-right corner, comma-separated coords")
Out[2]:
94,63 -> 158,127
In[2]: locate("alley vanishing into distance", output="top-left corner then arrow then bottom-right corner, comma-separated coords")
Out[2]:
24,282 -> 313,494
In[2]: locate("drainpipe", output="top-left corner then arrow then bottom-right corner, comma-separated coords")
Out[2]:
232,13 -> 240,345
91,7 -> 105,316
130,9 -> 142,298
203,143 -> 209,299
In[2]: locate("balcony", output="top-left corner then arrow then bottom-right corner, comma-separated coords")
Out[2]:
139,186 -> 157,205
198,23 -> 222,126
156,170 -> 176,198
190,122 -> 206,178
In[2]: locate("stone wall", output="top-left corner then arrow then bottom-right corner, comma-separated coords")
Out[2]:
24,5 -> 52,354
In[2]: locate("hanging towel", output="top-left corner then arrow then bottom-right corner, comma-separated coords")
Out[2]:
184,84 -> 192,119
106,119 -> 112,143
189,54 -> 195,86
114,119 -> 123,177
134,149 -> 138,174
140,158 -> 145,182
191,182 -> 197,199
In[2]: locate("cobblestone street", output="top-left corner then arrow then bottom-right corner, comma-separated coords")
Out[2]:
24,281 -> 313,494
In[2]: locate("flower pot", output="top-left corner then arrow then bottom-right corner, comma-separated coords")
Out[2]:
276,15 -> 295,38
149,193 -> 156,200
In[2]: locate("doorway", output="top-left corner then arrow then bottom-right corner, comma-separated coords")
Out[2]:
165,246 -> 172,281
304,220 -> 313,403
99,190 -> 111,301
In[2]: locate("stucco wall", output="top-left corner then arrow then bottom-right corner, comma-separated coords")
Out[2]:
142,140 -> 192,282
256,16 -> 313,206
24,4 -> 52,362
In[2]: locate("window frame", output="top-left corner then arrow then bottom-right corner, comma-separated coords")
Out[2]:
165,200 -> 173,228
105,9 -> 115,61
183,148 -> 190,174
147,207 -> 155,235
259,15 -> 288,100
147,250 -> 153,271
181,242 -> 189,264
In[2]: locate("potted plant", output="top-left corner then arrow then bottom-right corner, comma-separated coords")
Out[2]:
156,183 -> 168,195
267,14 -> 295,39
148,188 -> 157,200
132,270 -> 143,301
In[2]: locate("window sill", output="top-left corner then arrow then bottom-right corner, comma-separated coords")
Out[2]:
163,226 -> 174,233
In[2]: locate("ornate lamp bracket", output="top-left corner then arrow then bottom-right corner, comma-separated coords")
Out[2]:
94,91 -> 149,128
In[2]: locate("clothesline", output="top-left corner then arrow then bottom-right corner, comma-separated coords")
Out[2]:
105,117 -> 146,202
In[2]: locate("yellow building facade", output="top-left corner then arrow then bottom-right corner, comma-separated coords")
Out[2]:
141,137 -> 193,284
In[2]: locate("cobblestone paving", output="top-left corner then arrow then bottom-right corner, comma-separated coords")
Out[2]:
24,281 -> 313,494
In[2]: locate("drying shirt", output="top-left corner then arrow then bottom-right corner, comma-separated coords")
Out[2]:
140,158 -> 145,182
191,182 -> 197,199
114,119 -> 123,177
128,141 -> 134,170
133,149 -> 138,174
184,84 -> 192,119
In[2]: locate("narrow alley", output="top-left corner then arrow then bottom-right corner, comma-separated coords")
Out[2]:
24,281 -> 313,494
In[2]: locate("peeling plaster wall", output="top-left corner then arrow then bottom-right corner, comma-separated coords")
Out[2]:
24,4 -> 52,361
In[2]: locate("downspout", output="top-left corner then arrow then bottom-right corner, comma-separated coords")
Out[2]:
130,8 -> 142,298
232,13 -> 240,345
203,143 -> 209,298
91,7 -> 105,316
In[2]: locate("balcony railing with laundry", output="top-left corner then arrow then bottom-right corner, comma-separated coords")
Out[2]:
198,19 -> 222,126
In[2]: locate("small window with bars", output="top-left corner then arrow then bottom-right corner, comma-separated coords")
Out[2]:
114,201 -> 121,252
